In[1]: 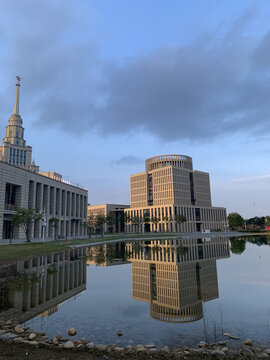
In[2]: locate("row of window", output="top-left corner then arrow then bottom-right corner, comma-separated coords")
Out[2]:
9,148 -> 26,166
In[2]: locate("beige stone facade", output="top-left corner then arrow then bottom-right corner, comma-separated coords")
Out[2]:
125,155 -> 226,233
126,237 -> 230,323
0,77 -> 88,240
88,203 -> 129,233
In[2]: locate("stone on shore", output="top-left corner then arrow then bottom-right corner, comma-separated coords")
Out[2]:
211,349 -> 225,356
14,325 -> 24,334
145,344 -> 156,349
114,346 -> 124,351
86,342 -> 95,349
29,333 -> 36,340
64,341 -> 75,348
244,338 -> 253,346
95,344 -> 107,351
136,344 -> 146,352
68,328 -> 76,336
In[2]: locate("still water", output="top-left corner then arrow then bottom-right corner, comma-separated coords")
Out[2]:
0,236 -> 269,348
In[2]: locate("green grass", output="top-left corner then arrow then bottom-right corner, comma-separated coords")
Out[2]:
0,233 -> 181,264
0,242 -> 66,264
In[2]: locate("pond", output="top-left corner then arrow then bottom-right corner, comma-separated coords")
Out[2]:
0,235 -> 269,348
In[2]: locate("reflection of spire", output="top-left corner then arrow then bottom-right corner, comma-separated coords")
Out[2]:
13,75 -> 21,115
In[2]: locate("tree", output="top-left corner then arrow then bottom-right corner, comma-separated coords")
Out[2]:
95,214 -> 106,236
175,214 -> 186,231
151,217 -> 160,231
106,211 -> 116,233
49,217 -> 59,240
227,212 -> 244,230
12,208 -> 42,242
85,214 -> 95,237
230,238 -> 246,254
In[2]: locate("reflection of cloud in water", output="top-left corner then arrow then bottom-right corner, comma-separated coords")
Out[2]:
113,304 -> 147,318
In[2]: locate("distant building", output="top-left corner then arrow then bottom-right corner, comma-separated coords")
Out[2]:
125,155 -> 226,233
88,204 -> 129,233
0,77 -> 88,240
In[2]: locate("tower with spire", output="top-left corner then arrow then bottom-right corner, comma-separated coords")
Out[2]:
0,76 -> 39,172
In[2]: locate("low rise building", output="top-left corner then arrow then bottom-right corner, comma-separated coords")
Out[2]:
87,203 -> 129,233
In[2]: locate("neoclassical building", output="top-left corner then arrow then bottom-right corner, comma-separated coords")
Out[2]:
0,77 -> 88,240
125,155 -> 226,233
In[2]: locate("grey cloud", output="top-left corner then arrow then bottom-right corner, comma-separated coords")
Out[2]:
112,155 -> 143,165
1,2 -> 270,142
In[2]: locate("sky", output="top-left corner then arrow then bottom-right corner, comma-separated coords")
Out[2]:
1,0 -> 270,218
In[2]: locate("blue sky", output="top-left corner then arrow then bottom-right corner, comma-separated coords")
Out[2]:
1,0 -> 270,218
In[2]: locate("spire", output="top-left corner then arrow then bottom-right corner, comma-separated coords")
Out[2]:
13,75 -> 21,115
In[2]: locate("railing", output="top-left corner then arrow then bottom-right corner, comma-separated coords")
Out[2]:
38,169 -> 87,190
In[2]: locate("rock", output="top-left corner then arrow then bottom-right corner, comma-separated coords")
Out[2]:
162,346 -> 169,352
126,345 -> 133,351
114,347 -> 125,351
86,342 -> 95,349
60,337 -> 69,342
244,338 -> 253,346
136,344 -> 145,352
211,349 -> 225,356
198,341 -> 207,348
68,328 -> 76,336
224,332 -> 240,340
29,341 -> 39,346
29,333 -> 37,340
264,349 -> 270,355
52,337 -> 59,345
76,344 -> 84,349
74,340 -> 81,345
117,330 -> 123,336
145,344 -> 156,349
0,333 -> 17,340
6,320 -> 12,325
149,348 -> 157,352
95,344 -> 107,351
23,326 -> 30,331
221,347 -> 229,353
13,337 -> 24,343
14,325 -> 24,334
258,354 -> 270,359
64,341 -> 75,348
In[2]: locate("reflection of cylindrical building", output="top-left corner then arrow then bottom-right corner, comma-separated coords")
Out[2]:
127,238 -> 230,323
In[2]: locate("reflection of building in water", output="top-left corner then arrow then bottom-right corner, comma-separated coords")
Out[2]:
126,238 -> 230,323
0,248 -> 86,323
86,242 -> 128,266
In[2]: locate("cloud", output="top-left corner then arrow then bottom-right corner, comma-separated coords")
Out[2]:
232,174 -> 270,183
1,2 -> 270,142
112,155 -> 143,165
